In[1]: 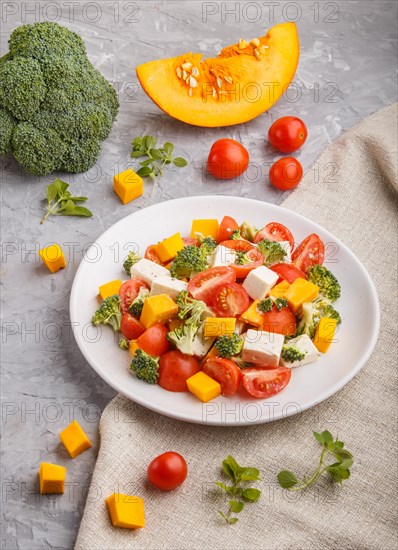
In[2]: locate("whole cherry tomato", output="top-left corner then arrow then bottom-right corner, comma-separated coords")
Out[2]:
207,139 -> 249,180
268,116 -> 308,153
147,451 -> 188,491
269,157 -> 303,191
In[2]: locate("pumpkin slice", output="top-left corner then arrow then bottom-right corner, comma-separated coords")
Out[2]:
136,23 -> 299,127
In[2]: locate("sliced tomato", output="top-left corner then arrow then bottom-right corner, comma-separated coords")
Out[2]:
182,237 -> 198,247
137,324 -> 170,356
187,266 -> 236,304
270,263 -> 306,284
292,234 -> 325,272
216,216 -> 239,243
120,313 -> 145,340
145,244 -> 163,264
221,239 -> 254,253
261,305 -> 297,336
212,282 -> 250,317
242,367 -> 291,398
119,279 -> 150,312
254,222 -> 295,249
202,357 -> 242,396
232,248 -> 264,279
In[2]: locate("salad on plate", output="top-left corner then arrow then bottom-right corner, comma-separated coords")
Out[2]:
92,215 -> 341,402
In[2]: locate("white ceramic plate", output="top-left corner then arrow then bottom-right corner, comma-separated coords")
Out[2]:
70,196 -> 380,426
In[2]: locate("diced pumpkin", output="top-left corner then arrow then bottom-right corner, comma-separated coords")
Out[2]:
190,219 -> 219,240
136,23 -> 299,127
114,169 -> 144,204
203,317 -> 236,337
240,300 -> 265,328
186,371 -> 221,402
106,493 -> 145,529
286,278 -> 319,313
155,232 -> 185,263
60,420 -> 92,459
313,317 -> 338,353
38,462 -> 66,494
140,294 -> 178,329
99,280 -> 123,300
269,280 -> 290,299
39,244 -> 66,273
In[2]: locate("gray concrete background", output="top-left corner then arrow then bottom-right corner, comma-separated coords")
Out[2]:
1,1 -> 397,548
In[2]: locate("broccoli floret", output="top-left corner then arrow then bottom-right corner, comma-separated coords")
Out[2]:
130,349 -> 159,384
231,355 -> 252,369
215,333 -> 243,358
0,22 -> 118,176
281,346 -> 307,363
129,288 -> 149,318
275,298 -> 288,311
167,323 -> 199,356
176,290 -> 207,324
200,236 -> 217,256
256,239 -> 287,266
235,251 -> 251,265
123,250 -> 141,276
296,298 -> 341,339
257,298 -> 273,313
170,245 -> 208,279
92,294 -> 122,332
230,230 -> 242,240
307,264 -> 341,302
239,220 -> 258,242
119,338 -> 129,350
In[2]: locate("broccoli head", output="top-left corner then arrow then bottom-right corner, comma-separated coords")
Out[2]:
92,294 -> 122,332
230,230 -> 242,240
257,298 -> 273,313
170,245 -> 208,279
128,288 -> 149,318
200,236 -> 217,256
281,346 -> 306,363
123,250 -> 141,276
0,22 -> 118,176
256,239 -> 287,266
307,264 -> 341,302
167,322 -> 199,356
131,349 -> 159,384
239,220 -> 258,242
296,298 -> 341,339
176,290 -> 207,324
214,333 -> 243,358
118,338 -> 130,350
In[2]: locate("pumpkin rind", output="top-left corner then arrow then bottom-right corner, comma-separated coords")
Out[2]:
136,23 -> 300,127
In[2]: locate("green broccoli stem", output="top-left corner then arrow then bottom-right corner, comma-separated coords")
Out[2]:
40,197 -> 70,224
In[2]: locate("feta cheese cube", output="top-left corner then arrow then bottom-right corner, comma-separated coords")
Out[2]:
210,245 -> 237,268
191,326 -> 215,358
150,276 -> 187,300
130,258 -> 170,285
280,334 -> 320,368
242,266 -> 279,300
242,329 -> 284,367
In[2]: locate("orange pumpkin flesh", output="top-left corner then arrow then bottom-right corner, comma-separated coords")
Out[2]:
136,23 -> 299,127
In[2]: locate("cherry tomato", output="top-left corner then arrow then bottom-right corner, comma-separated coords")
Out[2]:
220,240 -> 264,278
187,266 -> 236,304
270,157 -> 303,191
253,222 -> 295,249
120,313 -> 145,340
119,279 -> 150,313
147,451 -> 188,491
292,234 -> 325,272
158,350 -> 201,392
212,282 -> 250,317
145,244 -> 163,264
221,239 -> 254,253
207,139 -> 249,180
268,116 -> 308,153
182,237 -> 198,247
270,263 -> 307,284
261,305 -> 297,336
137,324 -> 170,356
216,215 -> 239,243
202,357 -> 242,396
242,367 -> 291,398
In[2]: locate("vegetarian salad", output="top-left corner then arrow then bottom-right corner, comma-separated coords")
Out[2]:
92,215 -> 341,402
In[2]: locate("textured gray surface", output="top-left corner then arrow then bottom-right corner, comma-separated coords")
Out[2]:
1,1 -> 397,548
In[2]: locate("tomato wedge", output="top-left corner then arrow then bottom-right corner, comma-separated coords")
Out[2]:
212,282 -> 250,317
119,279 -> 150,312
216,216 -> 239,243
221,239 -> 254,253
242,367 -> 291,398
261,305 -> 297,336
145,244 -> 163,265
270,263 -> 306,284
120,313 -> 145,340
254,222 -> 295,249
202,357 -> 242,396
187,266 -> 236,304
182,237 -> 198,247
137,324 -> 170,356
292,234 -> 325,272
220,239 -> 263,278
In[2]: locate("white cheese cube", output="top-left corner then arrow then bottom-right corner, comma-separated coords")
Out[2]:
210,245 -> 237,268
280,334 -> 320,368
201,305 -> 216,320
242,329 -> 284,367
130,258 -> 170,285
242,266 -> 279,300
150,276 -> 187,300
191,326 -> 215,358
278,241 -> 292,263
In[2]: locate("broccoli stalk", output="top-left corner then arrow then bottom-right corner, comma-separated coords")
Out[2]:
118,338 -> 129,350
176,290 -> 207,324
281,346 -> 307,363
92,294 -> 122,332
200,237 -> 217,256
239,221 -> 258,242
167,323 -> 199,356
214,333 -> 243,358
306,264 -> 341,302
296,298 -> 342,339
123,251 -> 141,276
230,230 -> 242,240
256,239 -> 287,266
130,349 -> 159,384
128,288 -> 149,318
170,245 -> 209,279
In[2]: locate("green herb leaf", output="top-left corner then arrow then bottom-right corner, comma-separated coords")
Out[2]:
222,455 -> 240,482
228,517 -> 239,525
239,467 -> 260,481
277,470 -> 299,489
214,482 -> 234,493
137,166 -> 153,177
131,136 -> 188,179
131,150 -> 145,158
173,157 -> 188,167
150,148 -> 163,160
163,142 -> 174,155
60,206 -> 93,218
143,135 -> 157,150
242,488 -> 261,502
41,180 -> 93,224
229,500 -> 244,513
46,183 -> 58,203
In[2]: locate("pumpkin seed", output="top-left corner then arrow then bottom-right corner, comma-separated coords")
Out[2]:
181,62 -> 192,71
189,75 -> 198,88
216,76 -> 222,88
176,67 -> 182,79
239,38 -> 249,49
212,87 -> 217,98
224,75 -> 233,84
188,88 -> 193,97
182,69 -> 188,80
254,48 -> 261,60
191,66 -> 199,77
250,38 -> 260,47
258,45 -> 269,54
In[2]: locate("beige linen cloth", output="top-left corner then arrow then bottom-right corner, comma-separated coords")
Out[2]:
76,104 -> 398,550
